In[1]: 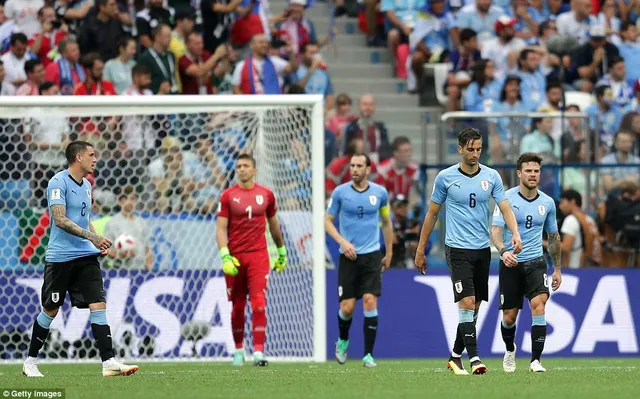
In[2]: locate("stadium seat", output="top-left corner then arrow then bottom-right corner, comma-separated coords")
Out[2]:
421,63 -> 450,107
564,91 -> 595,112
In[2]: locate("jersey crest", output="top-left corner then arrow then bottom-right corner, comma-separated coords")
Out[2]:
481,180 -> 489,191
51,292 -> 60,303
370,195 -> 377,205
256,195 -> 264,205
538,205 -> 546,216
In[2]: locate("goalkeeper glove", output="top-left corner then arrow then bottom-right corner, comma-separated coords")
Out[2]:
220,247 -> 240,276
272,246 -> 287,274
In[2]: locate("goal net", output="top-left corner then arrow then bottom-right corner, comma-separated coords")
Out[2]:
0,95 -> 326,363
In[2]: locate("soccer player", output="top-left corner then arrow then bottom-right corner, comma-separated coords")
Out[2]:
415,128 -> 522,375
216,153 -> 288,367
23,141 -> 139,378
491,153 -> 562,373
325,153 -> 393,368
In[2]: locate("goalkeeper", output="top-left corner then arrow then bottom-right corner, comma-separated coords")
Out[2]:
216,154 -> 287,367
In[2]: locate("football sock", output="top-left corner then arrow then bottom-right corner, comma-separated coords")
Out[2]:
501,319 -> 516,352
90,309 -> 114,362
338,309 -> 352,341
28,311 -> 54,357
452,324 -> 465,357
231,299 -> 247,350
363,309 -> 378,356
459,309 -> 479,360
252,296 -> 267,353
531,315 -> 546,362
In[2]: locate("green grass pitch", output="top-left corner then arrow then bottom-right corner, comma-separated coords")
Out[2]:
1,358 -> 639,399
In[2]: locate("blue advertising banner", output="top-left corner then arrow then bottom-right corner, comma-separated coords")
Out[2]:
326,269 -> 640,359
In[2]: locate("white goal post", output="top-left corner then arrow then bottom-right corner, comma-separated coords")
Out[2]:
0,95 -> 326,363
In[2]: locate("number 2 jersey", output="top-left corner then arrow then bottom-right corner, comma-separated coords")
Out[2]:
493,187 -> 558,262
217,184 -> 277,254
431,163 -> 506,250
46,170 -> 100,262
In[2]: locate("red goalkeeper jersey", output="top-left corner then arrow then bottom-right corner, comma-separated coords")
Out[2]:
217,184 -> 277,254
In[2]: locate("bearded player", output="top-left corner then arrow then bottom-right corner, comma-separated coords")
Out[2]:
216,153 -> 288,367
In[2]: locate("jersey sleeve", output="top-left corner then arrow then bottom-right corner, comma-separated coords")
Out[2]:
47,177 -> 66,208
379,187 -> 390,218
327,187 -> 341,217
491,204 -> 506,227
491,170 -> 507,203
217,190 -> 230,218
430,171 -> 447,205
545,199 -> 559,234
266,189 -> 277,218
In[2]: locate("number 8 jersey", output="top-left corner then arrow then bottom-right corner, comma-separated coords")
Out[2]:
217,184 -> 277,254
431,163 -> 507,250
46,170 -> 100,262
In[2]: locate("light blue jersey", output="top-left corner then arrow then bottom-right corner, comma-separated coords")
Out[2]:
432,163 -> 506,249
46,170 -> 100,262
327,182 -> 389,254
492,187 -> 558,262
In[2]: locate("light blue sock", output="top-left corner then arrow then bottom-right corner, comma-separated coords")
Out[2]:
338,310 -> 352,321
532,315 -> 546,326
36,311 -> 54,329
501,319 -> 515,329
90,309 -> 108,326
363,309 -> 378,318
459,309 -> 474,323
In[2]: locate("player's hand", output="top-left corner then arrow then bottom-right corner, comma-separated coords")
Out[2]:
91,235 -> 112,251
502,251 -> 518,267
511,234 -> 523,255
272,246 -> 287,274
341,241 -> 357,260
381,253 -> 391,272
414,252 -> 427,275
220,247 -> 240,276
551,270 -> 562,291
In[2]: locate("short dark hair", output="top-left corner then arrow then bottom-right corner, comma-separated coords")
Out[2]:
132,64 -> 150,78
237,153 -> 256,167
117,36 -> 135,52
151,24 -> 170,42
286,84 -> 306,94
37,5 -> 53,17
299,42 -> 318,55
560,189 -> 582,208
459,28 -> 477,44
186,31 -> 201,44
80,52 -> 102,70
608,56 -> 624,70
518,48 -> 536,65
516,152 -> 543,170
10,33 -> 28,46
118,185 -> 136,201
594,84 -> 610,98
392,136 -> 411,152
351,152 -> 371,167
39,81 -> 56,94
65,141 -> 93,164
96,0 -> 109,9
546,80 -> 562,92
24,59 -> 41,75
622,20 -> 636,32
457,127 -> 482,147
58,38 -> 77,54
175,8 -> 195,22
566,104 -> 580,111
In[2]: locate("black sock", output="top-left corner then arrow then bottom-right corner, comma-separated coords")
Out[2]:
363,315 -> 378,356
531,325 -> 546,362
337,311 -> 352,341
452,324 -> 465,356
460,322 -> 479,360
91,324 -> 115,361
28,321 -> 50,358
501,321 -> 516,352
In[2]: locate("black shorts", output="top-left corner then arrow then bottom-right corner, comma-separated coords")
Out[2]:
337,251 -> 383,301
499,256 -> 549,310
387,24 -> 409,44
42,255 -> 105,309
445,245 -> 491,303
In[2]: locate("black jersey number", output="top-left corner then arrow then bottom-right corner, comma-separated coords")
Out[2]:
81,202 -> 87,217
357,205 -> 364,218
469,193 -> 476,208
525,215 -> 533,229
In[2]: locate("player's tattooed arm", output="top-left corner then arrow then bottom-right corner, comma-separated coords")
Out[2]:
547,232 -> 562,271
50,205 -> 102,242
490,226 -> 505,252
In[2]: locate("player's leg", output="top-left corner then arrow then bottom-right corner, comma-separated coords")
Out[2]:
335,254 -> 358,364
499,259 -> 525,372
71,256 -> 138,377
24,261 -> 70,377
466,247 -> 492,374
358,252 -> 383,368
524,257 -> 550,372
246,251 -> 271,366
226,259 -> 249,366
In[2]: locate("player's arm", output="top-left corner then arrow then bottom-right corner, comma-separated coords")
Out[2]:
324,190 -> 357,260
379,188 -> 393,270
267,192 -> 288,273
497,199 -> 522,254
50,205 -> 111,250
216,192 -> 240,276
491,205 -> 519,267
216,215 -> 229,250
545,201 -> 562,290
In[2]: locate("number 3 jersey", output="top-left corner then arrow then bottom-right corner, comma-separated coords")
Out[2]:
493,187 -> 558,262
217,184 -> 277,254
431,163 -> 506,250
327,182 -> 389,255
46,170 -> 100,262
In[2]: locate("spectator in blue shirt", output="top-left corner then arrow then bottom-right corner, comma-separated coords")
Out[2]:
409,0 -> 451,89
294,42 -> 334,113
587,84 -> 624,148
618,22 -> 640,86
446,28 -> 480,114
596,56 -> 633,108
453,0 -> 503,47
463,58 -> 503,112
528,0 -> 550,24
547,0 -> 571,18
508,0 -> 540,42
381,0 -> 426,79
516,48 -> 547,110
